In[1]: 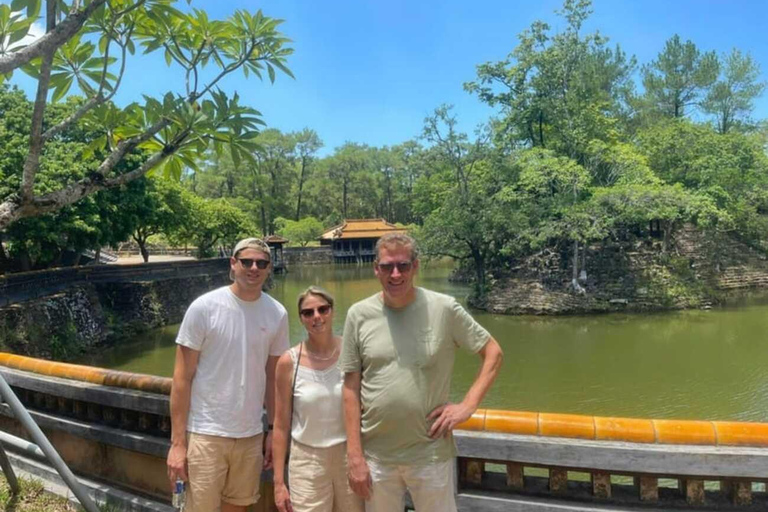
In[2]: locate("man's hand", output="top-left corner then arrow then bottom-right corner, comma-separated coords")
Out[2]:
274,481 -> 293,512
347,453 -> 372,500
166,443 -> 188,489
263,431 -> 274,470
427,402 -> 474,439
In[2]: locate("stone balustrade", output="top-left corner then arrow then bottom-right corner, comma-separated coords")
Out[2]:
0,353 -> 767,511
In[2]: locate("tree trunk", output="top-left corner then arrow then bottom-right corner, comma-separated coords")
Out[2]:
51,250 -> 62,268
0,242 -> 8,274
572,241 -> 579,282
261,205 -> 268,237
571,241 -> 586,294
138,241 -> 149,263
470,247 -> 485,293
295,157 -> 307,220
527,121 -> 536,147
226,172 -> 234,197
19,250 -> 31,272
662,221 -> 674,254
253,179 -> 268,236
343,180 -> 349,219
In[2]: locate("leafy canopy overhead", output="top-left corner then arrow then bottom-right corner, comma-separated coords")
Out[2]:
0,0 -> 293,230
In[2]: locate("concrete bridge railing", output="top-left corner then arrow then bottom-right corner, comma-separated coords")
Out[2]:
0,353 -> 766,511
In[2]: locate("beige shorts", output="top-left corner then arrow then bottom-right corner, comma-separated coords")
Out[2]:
365,458 -> 456,512
289,441 -> 364,512
186,431 -> 264,512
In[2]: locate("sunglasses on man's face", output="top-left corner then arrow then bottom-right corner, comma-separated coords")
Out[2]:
376,261 -> 413,274
237,258 -> 270,269
299,304 -> 332,318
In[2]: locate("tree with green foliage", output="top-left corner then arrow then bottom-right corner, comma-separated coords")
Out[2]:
327,142 -> 370,219
416,106 -> 523,292
170,192 -> 256,258
637,118 -> 768,250
512,148 -> 592,291
465,0 -> 635,159
0,0 -> 293,230
128,178 -> 187,262
0,85 -> 150,270
589,183 -> 729,253
274,216 -> 323,247
702,49 -> 766,134
293,128 -> 322,220
641,35 -> 719,119
250,128 -> 297,235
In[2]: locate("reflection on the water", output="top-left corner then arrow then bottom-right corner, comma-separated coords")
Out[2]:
79,263 -> 768,422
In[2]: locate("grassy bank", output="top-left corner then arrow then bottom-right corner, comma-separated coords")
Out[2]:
0,475 -> 76,511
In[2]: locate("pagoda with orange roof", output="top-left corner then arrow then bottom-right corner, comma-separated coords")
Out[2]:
319,219 -> 408,263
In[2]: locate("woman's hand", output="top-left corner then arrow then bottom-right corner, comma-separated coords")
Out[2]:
274,482 -> 294,512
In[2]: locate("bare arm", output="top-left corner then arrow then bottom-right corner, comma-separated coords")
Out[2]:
167,345 -> 200,484
428,336 -> 504,438
343,371 -> 371,500
272,353 -> 294,512
263,354 -> 280,471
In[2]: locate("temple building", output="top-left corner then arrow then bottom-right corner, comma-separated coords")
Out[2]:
263,234 -> 288,273
319,219 -> 408,263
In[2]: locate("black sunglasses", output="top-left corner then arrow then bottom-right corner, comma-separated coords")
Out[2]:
299,304 -> 332,318
238,258 -> 270,269
376,261 -> 413,274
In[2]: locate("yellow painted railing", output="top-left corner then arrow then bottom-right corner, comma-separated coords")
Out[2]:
2,352 -> 768,448
457,409 -> 768,447
0,353 -> 171,394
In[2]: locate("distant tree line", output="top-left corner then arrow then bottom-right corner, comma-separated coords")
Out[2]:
1,0 -> 767,296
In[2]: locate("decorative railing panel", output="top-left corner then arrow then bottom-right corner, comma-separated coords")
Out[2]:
1,353 -> 767,511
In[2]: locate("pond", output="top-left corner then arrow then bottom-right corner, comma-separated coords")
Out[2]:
77,263 -> 768,422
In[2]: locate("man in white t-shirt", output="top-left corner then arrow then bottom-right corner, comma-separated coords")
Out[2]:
166,238 -> 289,512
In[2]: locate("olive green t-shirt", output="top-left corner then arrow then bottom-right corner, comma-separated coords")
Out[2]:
339,287 -> 490,465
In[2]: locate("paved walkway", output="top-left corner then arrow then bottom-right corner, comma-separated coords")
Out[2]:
110,255 -> 197,265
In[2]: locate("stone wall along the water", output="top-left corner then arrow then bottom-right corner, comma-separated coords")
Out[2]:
283,246 -> 333,266
478,225 -> 768,315
0,263 -> 231,360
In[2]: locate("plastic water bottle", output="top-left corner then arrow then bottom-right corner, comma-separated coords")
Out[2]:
172,479 -> 186,510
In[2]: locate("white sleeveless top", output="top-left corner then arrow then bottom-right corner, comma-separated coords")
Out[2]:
289,345 -> 347,448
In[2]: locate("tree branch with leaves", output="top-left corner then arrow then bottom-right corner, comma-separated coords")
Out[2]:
0,0 -> 293,230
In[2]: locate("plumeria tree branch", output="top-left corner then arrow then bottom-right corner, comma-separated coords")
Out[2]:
0,2 -> 293,230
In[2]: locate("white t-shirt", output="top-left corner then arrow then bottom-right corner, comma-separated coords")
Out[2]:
176,286 -> 289,438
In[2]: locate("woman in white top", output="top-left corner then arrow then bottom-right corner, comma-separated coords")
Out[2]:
273,287 -> 364,512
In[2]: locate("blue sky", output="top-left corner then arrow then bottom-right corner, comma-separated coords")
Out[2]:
6,0 -> 768,155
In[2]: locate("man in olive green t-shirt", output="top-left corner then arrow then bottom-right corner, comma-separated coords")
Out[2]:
340,233 -> 504,512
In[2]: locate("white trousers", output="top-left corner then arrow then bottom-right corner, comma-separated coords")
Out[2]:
364,459 -> 457,512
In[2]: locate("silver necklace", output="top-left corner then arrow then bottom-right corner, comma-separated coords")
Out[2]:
303,342 -> 338,361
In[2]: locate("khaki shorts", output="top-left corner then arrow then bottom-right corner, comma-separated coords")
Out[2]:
289,441 -> 364,512
186,432 -> 264,512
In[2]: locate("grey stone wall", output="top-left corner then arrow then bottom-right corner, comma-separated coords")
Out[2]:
477,226 -> 768,315
0,272 -> 230,360
0,258 -> 230,306
283,246 -> 333,266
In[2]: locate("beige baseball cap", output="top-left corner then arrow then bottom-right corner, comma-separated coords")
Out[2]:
229,238 -> 271,281
232,237 -> 271,259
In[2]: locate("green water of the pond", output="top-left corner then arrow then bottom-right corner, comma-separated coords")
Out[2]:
79,263 -> 768,422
